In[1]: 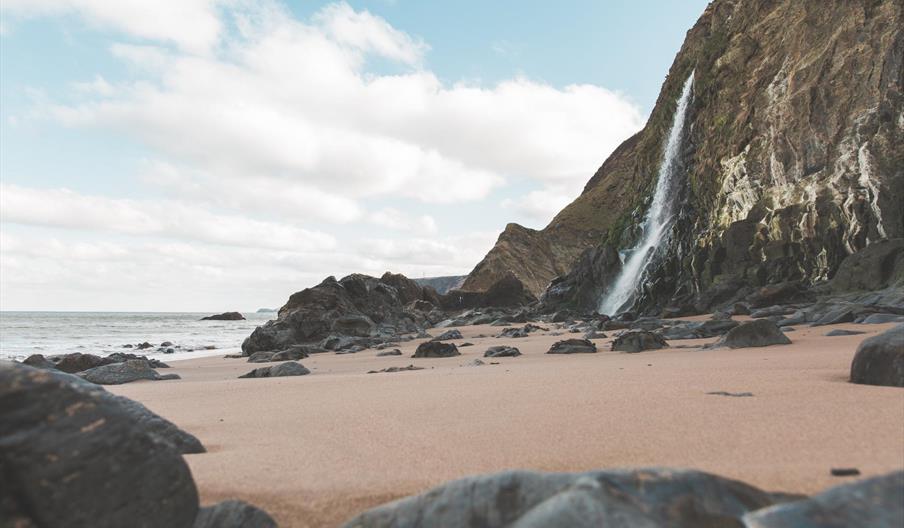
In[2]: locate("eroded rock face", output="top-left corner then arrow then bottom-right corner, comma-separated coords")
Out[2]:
0,363 -> 200,527
465,0 -> 903,314
850,324 -> 904,387
242,273 -> 437,356
744,470 -> 904,528
342,468 -> 776,528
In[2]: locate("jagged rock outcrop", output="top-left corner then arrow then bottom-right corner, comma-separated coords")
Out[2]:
242,273 -> 437,356
465,0 -> 904,314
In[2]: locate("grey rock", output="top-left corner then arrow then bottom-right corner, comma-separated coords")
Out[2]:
342,468 -> 775,528
745,470 -> 904,528
22,354 -> 56,370
825,329 -> 866,337
611,331 -> 668,353
431,329 -> 463,341
547,339 -> 597,354
193,500 -> 277,528
412,342 -> 460,358
850,324 -> 904,387
465,359 -> 486,367
247,351 -> 276,363
77,360 -> 180,385
861,313 -> 904,324
484,346 -> 522,358
0,363 -> 200,527
376,349 -> 403,356
238,362 -> 311,379
331,314 -> 376,337
368,365 -> 424,374
811,307 -> 855,327
270,347 -> 311,362
713,320 -> 791,349
201,311 -> 245,321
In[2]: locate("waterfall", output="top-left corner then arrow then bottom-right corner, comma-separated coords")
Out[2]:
599,70 -> 695,315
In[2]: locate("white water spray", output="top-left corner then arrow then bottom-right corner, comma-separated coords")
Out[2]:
599,70 -> 695,315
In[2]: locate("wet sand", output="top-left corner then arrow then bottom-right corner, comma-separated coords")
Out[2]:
110,320 -> 904,527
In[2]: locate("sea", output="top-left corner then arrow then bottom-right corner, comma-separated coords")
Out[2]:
0,312 -> 276,362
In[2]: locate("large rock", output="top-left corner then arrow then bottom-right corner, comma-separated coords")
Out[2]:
850,324 -> 904,387
440,272 -> 537,311
342,468 -> 776,528
745,470 -> 904,527
201,311 -> 245,321
713,320 -> 792,349
193,500 -> 278,528
829,239 -> 904,292
611,331 -> 668,353
52,352 -> 112,373
540,243 -> 623,313
77,359 -> 180,385
484,346 -> 522,358
243,273 -> 435,355
547,339 -> 597,354
412,342 -> 460,358
238,362 -> 311,379
0,363 -> 200,527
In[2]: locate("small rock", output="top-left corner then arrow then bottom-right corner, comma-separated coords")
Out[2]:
611,331 -> 668,353
465,359 -> 486,367
200,312 -> 245,321
825,329 -> 865,337
458,342 -> 474,347
484,346 -> 521,358
367,365 -> 424,374
861,313 -> 904,324
376,349 -> 403,356
238,362 -> 311,378
247,351 -> 276,363
78,360 -> 180,385
160,341 -> 173,347
547,339 -> 597,354
706,391 -> 754,397
830,468 -> 861,477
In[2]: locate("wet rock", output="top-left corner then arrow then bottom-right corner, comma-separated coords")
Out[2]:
547,339 -> 597,354
0,363 -> 201,527
484,346 -> 522,358
431,329 -> 463,341
376,349 -> 402,356
412,342 -> 460,358
744,470 -> 904,528
137,342 -> 153,349
342,468 -> 776,528
78,360 -> 180,385
713,320 -> 792,349
238,362 -> 311,379
825,329 -> 865,337
850,324 -> 904,387
160,341 -> 173,347
193,500 -> 277,528
201,311 -> 245,321
611,331 -> 668,353
368,365 -> 424,374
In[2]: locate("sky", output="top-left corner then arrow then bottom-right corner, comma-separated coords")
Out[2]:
0,0 -> 709,312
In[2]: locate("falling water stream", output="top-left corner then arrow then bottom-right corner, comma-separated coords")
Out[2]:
599,70 -> 695,315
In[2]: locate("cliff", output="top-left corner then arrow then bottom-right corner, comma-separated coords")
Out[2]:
464,0 -> 904,312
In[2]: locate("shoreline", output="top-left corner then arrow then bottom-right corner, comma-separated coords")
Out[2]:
109,319 -> 904,527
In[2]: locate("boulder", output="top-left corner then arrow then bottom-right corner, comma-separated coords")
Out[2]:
77,359 -> 181,385
829,238 -> 904,292
850,324 -> 904,387
201,311 -> 245,321
412,342 -> 460,358
23,354 -> 56,370
431,329 -> 463,341
484,346 -> 522,358
811,307 -> 855,326
52,352 -> 111,373
342,468 -> 776,528
861,313 -> 904,324
376,349 -> 403,356
745,470 -> 904,527
238,362 -> 311,379
193,500 -> 277,528
611,331 -> 668,353
269,347 -> 311,362
713,320 -> 792,349
0,363 -> 200,527
547,339 -> 597,354
247,351 -> 276,363
826,329 -> 865,337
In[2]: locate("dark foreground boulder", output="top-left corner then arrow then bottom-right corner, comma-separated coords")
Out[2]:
713,320 -> 791,349
547,339 -> 597,354
484,346 -> 522,358
201,311 -> 245,321
0,363 -> 201,527
850,324 -> 904,387
193,500 -> 277,528
413,341 -> 460,358
341,468 -> 775,528
612,331 -> 668,353
239,361 -> 311,379
78,359 -> 180,385
744,470 -> 904,528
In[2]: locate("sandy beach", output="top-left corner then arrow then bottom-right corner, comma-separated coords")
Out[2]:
108,319 -> 904,527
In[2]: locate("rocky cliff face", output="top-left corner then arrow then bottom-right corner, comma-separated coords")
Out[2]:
466,0 -> 904,313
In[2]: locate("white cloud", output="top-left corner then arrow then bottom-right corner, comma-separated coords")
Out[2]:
312,2 -> 428,66
368,207 -> 437,235
0,0 -> 224,54
0,184 -> 336,251
502,184 -> 578,227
